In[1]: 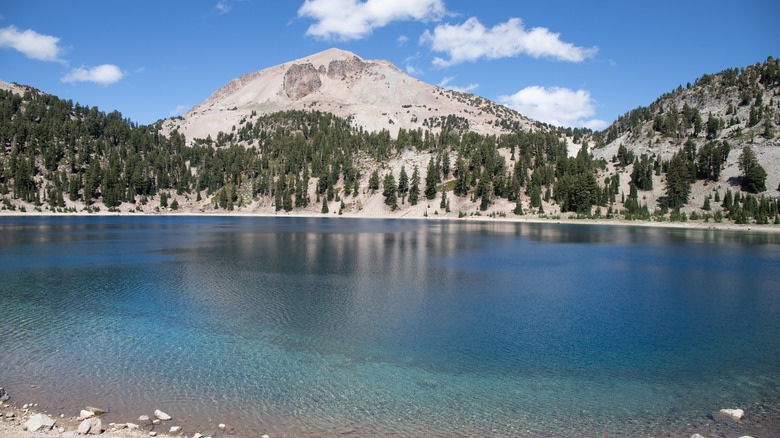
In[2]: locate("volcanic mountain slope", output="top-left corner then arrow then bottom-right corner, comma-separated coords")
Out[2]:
591,57 -> 780,196
161,48 -> 538,143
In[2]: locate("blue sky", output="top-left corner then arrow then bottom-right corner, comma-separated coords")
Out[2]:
1,1 -> 777,130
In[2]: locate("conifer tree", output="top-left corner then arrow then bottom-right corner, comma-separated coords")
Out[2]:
409,166 -> 420,205
425,157 -> 438,200
382,172 -> 398,210
664,153 -> 691,209
368,170 -> 380,192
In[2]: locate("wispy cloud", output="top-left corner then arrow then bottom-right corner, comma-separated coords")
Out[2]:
0,25 -> 66,63
299,0 -> 446,41
421,17 -> 597,67
498,85 -> 606,129
62,64 -> 125,86
397,35 -> 409,46
438,76 -> 478,93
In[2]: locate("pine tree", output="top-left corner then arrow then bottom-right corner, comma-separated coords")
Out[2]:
368,170 -> 380,192
409,166 -> 420,205
397,166 -> 409,201
739,146 -> 767,193
664,153 -> 691,209
382,172 -> 398,210
425,157 -> 438,200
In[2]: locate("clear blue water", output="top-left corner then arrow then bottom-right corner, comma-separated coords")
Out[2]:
0,216 -> 779,436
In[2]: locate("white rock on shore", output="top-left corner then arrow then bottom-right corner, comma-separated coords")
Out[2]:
77,417 -> 103,435
80,409 -> 95,419
154,409 -> 172,421
23,413 -> 55,432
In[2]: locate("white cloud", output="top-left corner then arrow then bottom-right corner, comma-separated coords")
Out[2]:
298,0 -> 446,40
583,118 -> 608,130
0,25 -> 65,63
421,17 -> 597,67
498,86 -> 606,129
169,104 -> 190,117
215,0 -> 232,14
397,35 -> 408,46
62,64 -> 125,86
438,76 -> 478,93
405,64 -> 422,76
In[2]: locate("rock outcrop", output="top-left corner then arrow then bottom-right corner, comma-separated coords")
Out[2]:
327,56 -> 365,79
283,63 -> 322,100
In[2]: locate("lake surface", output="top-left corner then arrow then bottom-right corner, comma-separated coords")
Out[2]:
1,216 -> 779,437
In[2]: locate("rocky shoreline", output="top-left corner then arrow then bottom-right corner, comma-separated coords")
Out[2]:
0,388 -> 255,438
2,387 -> 779,438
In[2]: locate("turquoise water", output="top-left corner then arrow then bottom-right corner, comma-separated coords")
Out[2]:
0,217 -> 779,436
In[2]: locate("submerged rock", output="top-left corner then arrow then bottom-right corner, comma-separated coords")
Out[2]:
24,413 -> 55,432
720,408 -> 745,420
154,409 -> 172,421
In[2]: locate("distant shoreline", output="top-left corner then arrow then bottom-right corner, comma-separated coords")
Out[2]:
2,210 -> 780,234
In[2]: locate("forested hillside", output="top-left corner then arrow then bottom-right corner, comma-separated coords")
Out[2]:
590,57 -> 779,210
1,58 -> 779,225
0,84 -> 580,217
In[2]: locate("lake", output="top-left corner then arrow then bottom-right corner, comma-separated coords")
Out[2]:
0,216 -> 778,437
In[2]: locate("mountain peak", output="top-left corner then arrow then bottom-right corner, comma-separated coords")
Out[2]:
300,47 -> 362,63
163,49 -> 534,143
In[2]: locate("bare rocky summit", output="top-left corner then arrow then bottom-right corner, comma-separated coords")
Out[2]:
161,48 -> 536,144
